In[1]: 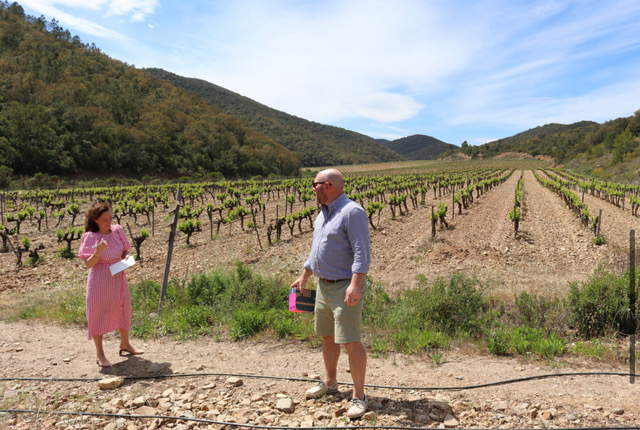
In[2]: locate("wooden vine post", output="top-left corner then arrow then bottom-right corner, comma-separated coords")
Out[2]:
159,188 -> 182,309
630,229 -> 636,384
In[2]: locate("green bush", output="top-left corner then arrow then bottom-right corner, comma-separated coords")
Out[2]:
568,267 -> 633,338
487,326 -> 511,356
514,291 -> 568,335
405,273 -> 494,336
487,324 -> 567,357
230,307 -> 266,340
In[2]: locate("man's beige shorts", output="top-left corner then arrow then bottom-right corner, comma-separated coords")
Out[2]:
314,278 -> 365,344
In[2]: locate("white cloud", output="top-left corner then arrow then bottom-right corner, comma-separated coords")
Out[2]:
104,0 -> 159,22
345,92 -> 424,123
18,0 -> 124,38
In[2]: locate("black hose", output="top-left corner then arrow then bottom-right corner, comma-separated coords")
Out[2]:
1,370 -> 639,390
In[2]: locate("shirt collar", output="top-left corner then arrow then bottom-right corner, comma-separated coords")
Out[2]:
322,193 -> 347,217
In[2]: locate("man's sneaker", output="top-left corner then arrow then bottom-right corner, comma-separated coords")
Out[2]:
305,381 -> 339,399
346,395 -> 368,419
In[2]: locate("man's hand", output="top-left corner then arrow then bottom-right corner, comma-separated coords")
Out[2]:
291,268 -> 312,293
344,273 -> 365,306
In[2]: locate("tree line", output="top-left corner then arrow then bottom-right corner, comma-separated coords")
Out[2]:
0,2 -> 301,180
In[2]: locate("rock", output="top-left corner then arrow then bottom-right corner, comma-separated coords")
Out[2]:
363,411 -> 377,421
132,395 -> 146,407
275,398 -> 295,413
494,400 -> 509,411
147,362 -> 163,373
98,376 -> 124,390
314,410 -> 332,420
540,409 -> 555,420
225,376 -> 243,387
444,414 -> 459,428
136,405 -> 157,416
110,398 -> 125,409
334,406 -> 347,417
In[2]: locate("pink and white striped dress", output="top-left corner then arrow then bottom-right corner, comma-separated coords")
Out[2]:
78,224 -> 132,340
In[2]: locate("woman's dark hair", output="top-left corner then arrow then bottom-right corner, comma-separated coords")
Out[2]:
85,202 -> 112,233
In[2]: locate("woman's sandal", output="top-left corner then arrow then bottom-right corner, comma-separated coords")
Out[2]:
119,348 -> 144,356
96,359 -> 111,368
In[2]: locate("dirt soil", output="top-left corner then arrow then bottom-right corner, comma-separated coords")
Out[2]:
2,169 -> 640,428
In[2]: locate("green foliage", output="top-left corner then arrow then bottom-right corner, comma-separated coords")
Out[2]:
146,68 -> 405,167
570,338 -> 617,362
229,307 -> 267,340
55,287 -> 87,325
55,246 -> 75,259
0,5 -> 301,178
509,206 -> 521,222
592,235 -> 605,246
487,324 -> 567,357
568,267 -> 634,338
513,291 -> 567,335
405,273 -> 494,337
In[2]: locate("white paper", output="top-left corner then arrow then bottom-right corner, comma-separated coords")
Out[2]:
109,255 -> 136,276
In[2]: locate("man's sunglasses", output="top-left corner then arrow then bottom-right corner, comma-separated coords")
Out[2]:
312,181 -> 332,188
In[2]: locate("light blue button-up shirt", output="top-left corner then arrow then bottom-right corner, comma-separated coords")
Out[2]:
304,193 -> 371,280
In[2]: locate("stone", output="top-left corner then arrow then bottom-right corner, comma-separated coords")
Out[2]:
147,362 -> 163,373
225,376 -> 243,387
275,398 -> 295,413
98,376 -> 124,390
314,410 -> 332,420
444,414 -> 459,428
136,405 -> 157,416
132,396 -> 146,407
363,411 -> 377,421
540,409 -> 554,420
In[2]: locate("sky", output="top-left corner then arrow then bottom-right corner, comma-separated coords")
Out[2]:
16,0 -> 640,146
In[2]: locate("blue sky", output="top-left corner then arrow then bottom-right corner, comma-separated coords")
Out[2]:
17,0 -> 640,146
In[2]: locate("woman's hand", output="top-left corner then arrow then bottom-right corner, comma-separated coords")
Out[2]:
95,239 -> 108,254
85,239 -> 107,269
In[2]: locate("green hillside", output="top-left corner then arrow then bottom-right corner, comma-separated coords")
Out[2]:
445,114 -> 640,182
0,2 -> 300,179
145,68 -> 405,167
377,135 -> 457,160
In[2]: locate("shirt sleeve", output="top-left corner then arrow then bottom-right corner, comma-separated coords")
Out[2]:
77,232 -> 94,261
346,206 -> 371,274
115,225 -> 132,251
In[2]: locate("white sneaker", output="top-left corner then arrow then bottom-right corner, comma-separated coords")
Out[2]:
346,395 -> 368,419
305,381 -> 339,399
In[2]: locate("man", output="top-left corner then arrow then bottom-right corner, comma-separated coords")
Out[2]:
290,168 -> 371,419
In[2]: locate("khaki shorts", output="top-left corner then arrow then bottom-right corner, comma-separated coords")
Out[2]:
314,278 -> 366,344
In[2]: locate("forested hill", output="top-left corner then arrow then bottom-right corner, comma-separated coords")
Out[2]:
449,115 -> 640,177
145,68 -> 405,167
377,135 -> 457,160
0,2 -> 300,178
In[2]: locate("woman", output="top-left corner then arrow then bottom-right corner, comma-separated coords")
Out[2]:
78,202 -> 143,367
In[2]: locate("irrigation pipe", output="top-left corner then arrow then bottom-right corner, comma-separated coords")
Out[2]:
3,371 -> 640,429
2,370 -> 639,391
1,409 -> 639,430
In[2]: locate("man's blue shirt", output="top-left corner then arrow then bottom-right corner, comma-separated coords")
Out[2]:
304,193 -> 371,280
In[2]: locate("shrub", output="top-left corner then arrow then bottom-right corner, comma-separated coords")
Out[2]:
406,273 -> 494,336
229,307 -> 266,340
513,291 -> 568,335
568,267 -> 633,338
487,324 -> 567,357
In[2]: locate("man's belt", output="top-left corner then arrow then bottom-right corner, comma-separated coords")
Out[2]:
320,278 -> 349,284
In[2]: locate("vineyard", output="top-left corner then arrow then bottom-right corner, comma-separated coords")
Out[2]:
1,163 -> 639,301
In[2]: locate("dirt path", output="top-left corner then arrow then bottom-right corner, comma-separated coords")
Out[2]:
2,320 -> 640,429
